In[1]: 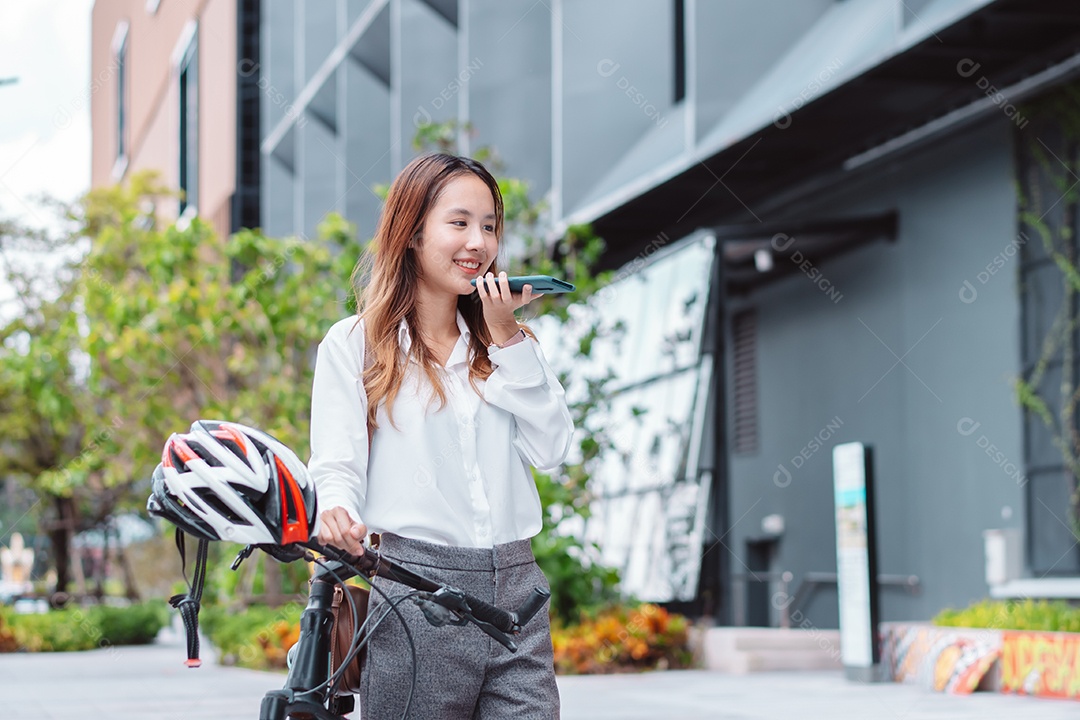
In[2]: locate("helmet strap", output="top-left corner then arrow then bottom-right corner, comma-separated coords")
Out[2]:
168,529 -> 210,668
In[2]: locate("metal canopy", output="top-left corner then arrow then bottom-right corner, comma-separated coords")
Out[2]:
592,0 -> 1080,272
716,212 -> 898,295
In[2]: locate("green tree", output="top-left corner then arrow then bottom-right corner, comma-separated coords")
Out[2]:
77,173 -> 361,486
0,211 -> 88,596
1,172 -> 364,600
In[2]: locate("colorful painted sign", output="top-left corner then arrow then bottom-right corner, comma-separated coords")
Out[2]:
880,624 -> 1000,694
1002,630 -> 1080,699
882,624 -> 941,684
928,637 -> 1000,694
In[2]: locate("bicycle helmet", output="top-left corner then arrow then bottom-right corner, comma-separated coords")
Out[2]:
147,463 -> 220,541
150,420 -> 317,545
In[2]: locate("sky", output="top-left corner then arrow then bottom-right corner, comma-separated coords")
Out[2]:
0,0 -> 94,219
0,0 -> 94,314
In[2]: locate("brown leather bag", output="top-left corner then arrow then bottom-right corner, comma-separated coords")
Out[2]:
327,336 -> 375,695
329,582 -> 370,694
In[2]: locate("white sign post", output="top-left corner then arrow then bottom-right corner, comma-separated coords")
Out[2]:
832,442 -> 881,681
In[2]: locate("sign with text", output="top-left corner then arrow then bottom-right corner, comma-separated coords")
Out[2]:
832,442 -> 880,679
1002,630 -> 1080,698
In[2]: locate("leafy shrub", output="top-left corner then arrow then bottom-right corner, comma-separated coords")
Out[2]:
89,601 -> 169,646
0,609 -> 21,652
551,603 -> 693,675
7,611 -> 98,652
532,471 -> 621,625
0,601 -> 167,652
201,603 -> 304,670
934,599 -> 1080,633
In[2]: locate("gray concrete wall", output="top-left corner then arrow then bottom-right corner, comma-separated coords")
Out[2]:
343,59 -> 392,241
300,112 -> 341,236
560,0 -> 673,215
263,137 -> 295,238
258,0 -> 968,249
261,0 -> 296,142
725,118 -> 1023,627
693,0 -> 833,141
395,0 -> 458,171
302,0 -> 338,86
261,0 -> 296,237
467,0 -> 551,201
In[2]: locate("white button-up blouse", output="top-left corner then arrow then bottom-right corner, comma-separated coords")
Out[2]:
308,312 -> 574,547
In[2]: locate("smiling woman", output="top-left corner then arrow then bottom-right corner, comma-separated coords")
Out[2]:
307,153 -> 572,719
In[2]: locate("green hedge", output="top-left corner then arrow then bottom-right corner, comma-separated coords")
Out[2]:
91,602 -> 170,645
934,599 -> 1080,633
0,601 -> 169,652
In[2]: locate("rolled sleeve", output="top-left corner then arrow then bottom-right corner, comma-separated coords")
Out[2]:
486,336 -> 547,386
308,319 -> 369,524
484,338 -> 574,471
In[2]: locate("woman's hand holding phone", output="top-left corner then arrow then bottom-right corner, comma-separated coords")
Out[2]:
475,271 -> 543,345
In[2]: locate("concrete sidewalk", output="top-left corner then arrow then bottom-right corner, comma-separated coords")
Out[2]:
0,638 -> 1075,719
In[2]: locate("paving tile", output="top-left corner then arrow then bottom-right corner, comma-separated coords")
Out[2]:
0,640 -> 1075,719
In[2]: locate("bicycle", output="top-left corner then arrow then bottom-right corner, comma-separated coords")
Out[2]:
148,421 -> 548,719
218,540 -> 551,720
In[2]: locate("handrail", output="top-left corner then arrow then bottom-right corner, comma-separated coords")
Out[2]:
785,572 -> 920,626
730,570 -> 920,628
729,571 -> 793,627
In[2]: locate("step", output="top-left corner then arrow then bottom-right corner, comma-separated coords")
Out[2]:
707,627 -> 842,652
719,649 -> 844,674
699,627 -> 844,673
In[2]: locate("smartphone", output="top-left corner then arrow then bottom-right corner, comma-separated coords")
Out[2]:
470,274 -> 576,294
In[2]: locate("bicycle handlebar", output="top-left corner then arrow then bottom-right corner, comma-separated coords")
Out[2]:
302,540 -> 550,648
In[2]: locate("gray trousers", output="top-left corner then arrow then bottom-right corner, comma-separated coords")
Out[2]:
359,532 -> 560,720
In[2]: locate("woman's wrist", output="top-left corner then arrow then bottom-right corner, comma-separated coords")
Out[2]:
494,328 -> 526,348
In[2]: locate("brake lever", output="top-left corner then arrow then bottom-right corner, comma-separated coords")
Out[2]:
413,593 -> 468,628
421,587 -> 519,652
468,616 -> 519,652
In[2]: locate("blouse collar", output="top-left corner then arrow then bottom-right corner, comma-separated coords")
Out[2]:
397,310 -> 472,367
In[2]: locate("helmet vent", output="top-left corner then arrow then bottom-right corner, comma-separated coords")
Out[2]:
248,435 -> 271,458
194,488 -> 252,525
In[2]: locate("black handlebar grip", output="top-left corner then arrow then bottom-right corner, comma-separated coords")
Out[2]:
462,593 -> 517,633
515,587 -> 550,626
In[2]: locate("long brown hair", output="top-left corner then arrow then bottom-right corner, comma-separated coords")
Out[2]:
350,153 -> 516,429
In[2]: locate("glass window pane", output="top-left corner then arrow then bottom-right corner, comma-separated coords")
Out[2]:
535,233 -> 717,602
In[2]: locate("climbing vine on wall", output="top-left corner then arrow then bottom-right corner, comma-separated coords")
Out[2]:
1014,81 -> 1080,541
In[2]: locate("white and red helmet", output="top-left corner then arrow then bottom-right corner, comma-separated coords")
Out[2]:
154,420 -> 317,545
